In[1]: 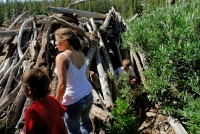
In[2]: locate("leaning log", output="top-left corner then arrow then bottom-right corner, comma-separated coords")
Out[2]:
67,0 -> 87,8
99,10 -> 112,31
0,30 -> 20,37
90,104 -> 112,122
47,7 -> 107,19
95,46 -> 113,108
0,48 -> 29,101
7,11 -> 29,31
0,82 -> 21,113
131,50 -> 146,85
167,116 -> 188,134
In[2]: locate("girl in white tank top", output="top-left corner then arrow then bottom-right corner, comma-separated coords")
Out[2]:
54,28 -> 93,134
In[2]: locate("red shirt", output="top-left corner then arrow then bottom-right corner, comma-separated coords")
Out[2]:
24,95 -> 66,134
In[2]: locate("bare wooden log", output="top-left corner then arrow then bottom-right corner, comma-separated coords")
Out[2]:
18,17 -> 34,59
78,17 -> 104,25
0,28 -> 31,38
90,104 -> 112,122
0,58 -> 12,79
0,48 -> 29,101
137,50 -> 148,70
112,8 -> 126,32
99,10 -> 112,31
50,16 -> 92,49
15,99 -> 30,131
29,20 -> 38,61
85,45 -> 97,70
91,17 -> 118,105
89,71 -> 101,90
90,17 -> 115,78
34,18 -> 53,68
51,16 -> 91,42
84,20 -> 98,70
86,21 -> 93,33
0,36 -> 15,47
95,46 -> 113,108
7,60 -> 34,132
91,89 -> 102,105
47,7 -> 107,19
167,116 -> 188,134
0,54 -> 18,86
127,13 -> 138,22
94,21 -> 116,80
111,9 -> 123,65
114,41 -> 122,64
101,55 -> 108,72
0,82 -> 21,113
0,30 -> 19,37
131,50 -> 146,85
7,12 -> 29,30
67,0 -> 87,8
89,18 -> 98,38
5,87 -> 26,134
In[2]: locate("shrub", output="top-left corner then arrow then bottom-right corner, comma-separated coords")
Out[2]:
122,0 -> 200,133
105,74 -> 137,134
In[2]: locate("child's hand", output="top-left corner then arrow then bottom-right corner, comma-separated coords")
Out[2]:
19,130 -> 25,134
130,78 -> 136,84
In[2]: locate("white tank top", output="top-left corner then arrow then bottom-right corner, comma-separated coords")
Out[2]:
55,53 -> 92,105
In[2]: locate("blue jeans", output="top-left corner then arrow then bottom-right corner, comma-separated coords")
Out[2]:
64,93 -> 93,134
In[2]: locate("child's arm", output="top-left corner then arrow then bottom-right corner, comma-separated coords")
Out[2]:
55,54 -> 67,102
19,130 -> 25,134
130,76 -> 137,84
129,67 -> 137,84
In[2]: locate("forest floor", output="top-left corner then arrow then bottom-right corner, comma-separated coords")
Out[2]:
133,92 -> 175,134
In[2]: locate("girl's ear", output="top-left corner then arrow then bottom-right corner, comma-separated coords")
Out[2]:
27,87 -> 32,95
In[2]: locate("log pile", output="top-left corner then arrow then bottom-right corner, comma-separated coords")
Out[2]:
0,2 -> 186,134
0,5 -> 129,134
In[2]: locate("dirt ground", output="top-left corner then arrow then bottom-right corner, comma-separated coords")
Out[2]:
134,93 -> 175,134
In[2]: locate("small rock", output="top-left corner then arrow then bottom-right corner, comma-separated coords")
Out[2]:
146,112 -> 157,117
155,104 -> 161,109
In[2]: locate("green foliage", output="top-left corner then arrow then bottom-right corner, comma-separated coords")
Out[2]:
0,4 -> 5,25
178,97 -> 200,133
105,74 -> 137,134
76,0 -> 112,14
123,0 -> 200,133
106,98 -> 137,134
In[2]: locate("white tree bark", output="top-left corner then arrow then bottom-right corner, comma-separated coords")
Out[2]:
95,46 -> 113,108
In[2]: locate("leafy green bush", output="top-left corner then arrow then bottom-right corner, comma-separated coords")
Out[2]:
105,74 -> 137,134
123,0 -> 200,133
178,97 -> 200,133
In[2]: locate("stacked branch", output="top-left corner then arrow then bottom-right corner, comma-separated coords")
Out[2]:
0,6 -> 128,134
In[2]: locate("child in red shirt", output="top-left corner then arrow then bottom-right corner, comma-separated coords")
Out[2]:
19,67 -> 66,134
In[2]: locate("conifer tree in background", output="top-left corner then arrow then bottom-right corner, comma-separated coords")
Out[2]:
0,4 -> 4,25
0,0 -> 142,26
41,0 -> 48,15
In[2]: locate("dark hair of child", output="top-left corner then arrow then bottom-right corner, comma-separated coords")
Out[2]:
21,68 -> 51,99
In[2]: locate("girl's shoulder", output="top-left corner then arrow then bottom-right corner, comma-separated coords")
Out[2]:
56,52 -> 70,63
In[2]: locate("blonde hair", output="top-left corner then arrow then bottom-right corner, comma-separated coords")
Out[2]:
54,28 -> 82,50
122,59 -> 131,67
